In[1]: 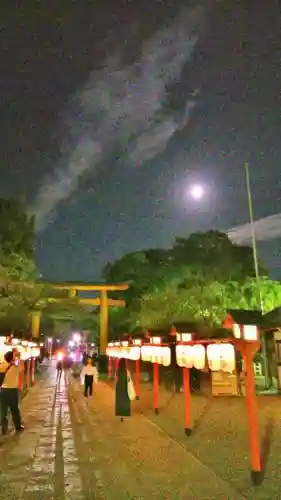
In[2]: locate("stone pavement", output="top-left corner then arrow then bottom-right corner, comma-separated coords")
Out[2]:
0,369 -> 243,499
0,369 -> 83,500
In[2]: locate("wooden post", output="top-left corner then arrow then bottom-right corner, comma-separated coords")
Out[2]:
108,356 -> 112,378
135,358 -> 140,400
243,342 -> 262,485
31,311 -> 41,339
183,367 -> 192,435
153,362 -> 160,415
235,339 -> 262,486
100,290 -> 108,354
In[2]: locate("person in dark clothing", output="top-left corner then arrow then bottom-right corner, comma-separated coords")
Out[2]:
115,358 -> 131,422
56,360 -> 62,382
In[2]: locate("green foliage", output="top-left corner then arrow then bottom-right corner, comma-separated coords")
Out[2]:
0,199 -> 35,258
103,230 -> 280,338
0,199 -> 97,336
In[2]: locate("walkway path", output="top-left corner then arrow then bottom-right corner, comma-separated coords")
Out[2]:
0,369 -> 242,499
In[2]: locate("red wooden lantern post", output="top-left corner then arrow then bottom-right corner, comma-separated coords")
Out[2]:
108,356 -> 112,378
232,323 -> 262,486
115,358 -> 119,380
153,362 -> 160,414
135,358 -> 140,399
182,366 -> 191,434
30,356 -> 35,385
141,336 -> 171,415
132,339 -> 142,400
176,333 -> 194,436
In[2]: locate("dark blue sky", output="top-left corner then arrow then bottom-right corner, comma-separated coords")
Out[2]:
1,2 -> 280,281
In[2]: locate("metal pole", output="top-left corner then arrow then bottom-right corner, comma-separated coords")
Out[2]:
245,161 -> 270,388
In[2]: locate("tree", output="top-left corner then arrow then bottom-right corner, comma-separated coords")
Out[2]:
102,230 -> 276,336
135,278 -> 281,331
0,200 -> 96,336
171,230 -> 267,282
0,199 -> 35,259
0,252 -> 94,337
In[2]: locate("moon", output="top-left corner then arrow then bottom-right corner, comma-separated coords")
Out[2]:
190,184 -> 204,200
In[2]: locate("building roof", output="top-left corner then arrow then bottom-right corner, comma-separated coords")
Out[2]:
171,321 -> 200,333
262,307 -> 281,329
224,309 -> 263,328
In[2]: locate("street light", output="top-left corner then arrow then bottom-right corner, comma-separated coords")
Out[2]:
73,333 -> 81,343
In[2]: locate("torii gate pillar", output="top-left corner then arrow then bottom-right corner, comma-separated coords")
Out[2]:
100,290 -> 109,354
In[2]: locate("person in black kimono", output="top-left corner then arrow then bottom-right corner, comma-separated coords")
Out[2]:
115,358 -> 131,422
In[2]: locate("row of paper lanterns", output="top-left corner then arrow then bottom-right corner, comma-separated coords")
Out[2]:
106,342 -> 236,373
0,337 -> 41,362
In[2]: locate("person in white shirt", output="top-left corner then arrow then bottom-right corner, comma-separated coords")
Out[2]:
80,358 -> 98,398
0,350 -> 25,435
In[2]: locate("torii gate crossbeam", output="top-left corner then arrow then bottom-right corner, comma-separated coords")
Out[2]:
29,282 -> 128,353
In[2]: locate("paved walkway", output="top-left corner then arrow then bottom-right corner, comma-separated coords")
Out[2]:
0,369 -> 242,499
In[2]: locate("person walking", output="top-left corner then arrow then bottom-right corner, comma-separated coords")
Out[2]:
115,358 -> 135,422
0,351 -> 24,435
56,360 -> 63,382
80,358 -> 98,398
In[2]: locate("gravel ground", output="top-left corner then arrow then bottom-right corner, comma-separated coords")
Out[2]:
119,379 -> 281,499
70,378 -> 242,499
2,368 -> 279,499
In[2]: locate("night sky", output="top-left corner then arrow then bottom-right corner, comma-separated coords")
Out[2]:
1,2 -> 280,282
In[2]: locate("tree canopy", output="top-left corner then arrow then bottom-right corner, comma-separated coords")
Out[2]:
0,199 -> 95,337
103,230 -> 281,337
0,198 -> 35,258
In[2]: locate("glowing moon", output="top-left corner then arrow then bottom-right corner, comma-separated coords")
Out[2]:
190,184 -> 204,200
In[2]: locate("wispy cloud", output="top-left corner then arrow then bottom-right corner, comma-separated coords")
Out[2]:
29,5 -> 205,231
228,213 -> 281,244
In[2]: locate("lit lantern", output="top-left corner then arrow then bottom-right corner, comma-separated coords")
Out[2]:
176,333 -> 193,343
207,344 -> 220,371
150,336 -> 162,345
127,346 -> 141,361
233,323 -> 241,339
232,323 -> 259,342
243,325 -> 259,342
132,339 -> 142,346
220,343 -> 236,373
176,345 -> 194,368
192,345 -> 206,370
141,341 -> 171,366
141,345 -> 151,362
207,343 -> 235,373
31,347 -> 40,358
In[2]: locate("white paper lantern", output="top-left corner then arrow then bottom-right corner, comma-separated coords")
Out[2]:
127,346 -> 141,361
192,345 -> 206,370
243,325 -> 258,341
207,343 -> 236,373
220,343 -> 235,373
31,347 -> 40,358
141,345 -> 151,362
207,344 -> 221,371
141,345 -> 171,366
176,345 -> 194,368
161,346 -> 171,366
